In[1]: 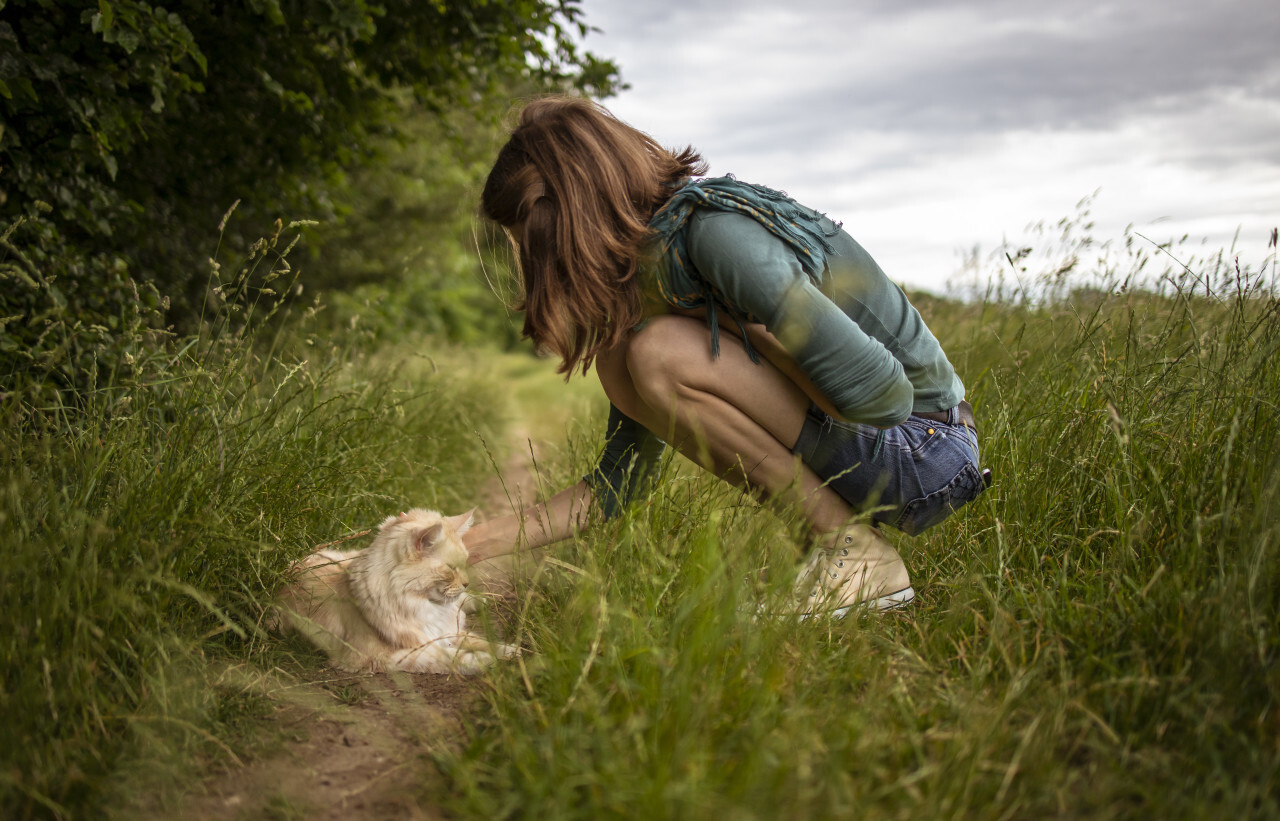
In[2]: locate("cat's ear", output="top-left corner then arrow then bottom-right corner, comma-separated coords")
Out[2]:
414,523 -> 443,554
445,509 -> 475,536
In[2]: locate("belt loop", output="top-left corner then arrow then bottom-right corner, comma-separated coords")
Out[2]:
948,405 -> 959,425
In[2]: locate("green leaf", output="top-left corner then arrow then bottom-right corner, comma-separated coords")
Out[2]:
13,76 -> 38,103
0,78 -> 10,100
114,28 -> 140,53
262,0 -> 284,25
260,70 -> 285,97
99,0 -> 115,30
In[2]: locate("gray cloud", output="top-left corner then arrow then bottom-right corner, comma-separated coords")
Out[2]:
578,0 -> 1280,287
591,0 -> 1280,163
878,5 -> 1274,127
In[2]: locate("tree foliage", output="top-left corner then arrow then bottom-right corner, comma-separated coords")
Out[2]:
0,0 -> 616,392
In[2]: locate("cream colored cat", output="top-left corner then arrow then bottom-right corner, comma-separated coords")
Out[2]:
275,508 -> 519,674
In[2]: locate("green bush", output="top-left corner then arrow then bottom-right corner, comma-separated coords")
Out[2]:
305,103 -> 525,349
0,0 -> 616,328
0,211 -> 168,401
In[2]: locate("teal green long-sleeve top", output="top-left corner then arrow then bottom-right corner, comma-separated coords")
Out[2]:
586,203 -> 965,519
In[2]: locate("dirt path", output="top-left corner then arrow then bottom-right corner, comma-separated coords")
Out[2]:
141,435 -> 542,819
156,668 -> 481,820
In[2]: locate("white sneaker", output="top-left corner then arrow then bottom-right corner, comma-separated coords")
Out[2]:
791,525 -> 915,619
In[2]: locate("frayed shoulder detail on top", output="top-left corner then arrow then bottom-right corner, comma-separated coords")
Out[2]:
646,175 -> 840,361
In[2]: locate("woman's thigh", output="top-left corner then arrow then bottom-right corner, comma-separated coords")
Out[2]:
596,315 -> 812,449
596,315 -> 984,533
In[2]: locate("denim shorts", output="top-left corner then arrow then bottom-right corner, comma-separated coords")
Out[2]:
791,403 -> 985,534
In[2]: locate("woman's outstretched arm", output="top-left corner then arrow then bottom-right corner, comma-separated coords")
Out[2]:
463,479 -> 594,565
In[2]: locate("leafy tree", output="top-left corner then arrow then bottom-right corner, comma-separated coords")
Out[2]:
0,0 -> 616,392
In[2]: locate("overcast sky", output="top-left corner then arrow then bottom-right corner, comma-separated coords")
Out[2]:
574,0 -> 1280,293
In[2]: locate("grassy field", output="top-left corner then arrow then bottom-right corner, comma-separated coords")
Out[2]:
2,237 -> 1277,818
436,262 -> 1280,819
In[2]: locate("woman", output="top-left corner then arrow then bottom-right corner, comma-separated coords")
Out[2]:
463,96 -> 985,617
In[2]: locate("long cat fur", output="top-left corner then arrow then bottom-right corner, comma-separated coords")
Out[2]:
275,508 -> 518,674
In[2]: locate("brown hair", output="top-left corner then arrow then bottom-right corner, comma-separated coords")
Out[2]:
481,96 -> 706,376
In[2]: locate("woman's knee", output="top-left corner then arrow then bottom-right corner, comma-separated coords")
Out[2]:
625,316 -> 711,407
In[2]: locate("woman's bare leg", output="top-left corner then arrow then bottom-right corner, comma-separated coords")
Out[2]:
596,315 -> 912,610
595,315 -> 854,536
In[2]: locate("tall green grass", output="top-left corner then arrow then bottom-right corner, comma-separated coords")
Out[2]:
5,213 -> 1276,819
0,226 -> 504,818
438,249 -> 1280,818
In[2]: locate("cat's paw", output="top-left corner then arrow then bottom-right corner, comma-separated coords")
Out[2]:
450,650 -> 497,675
495,642 -> 522,660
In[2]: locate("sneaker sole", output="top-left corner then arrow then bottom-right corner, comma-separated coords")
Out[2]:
795,585 -> 916,621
